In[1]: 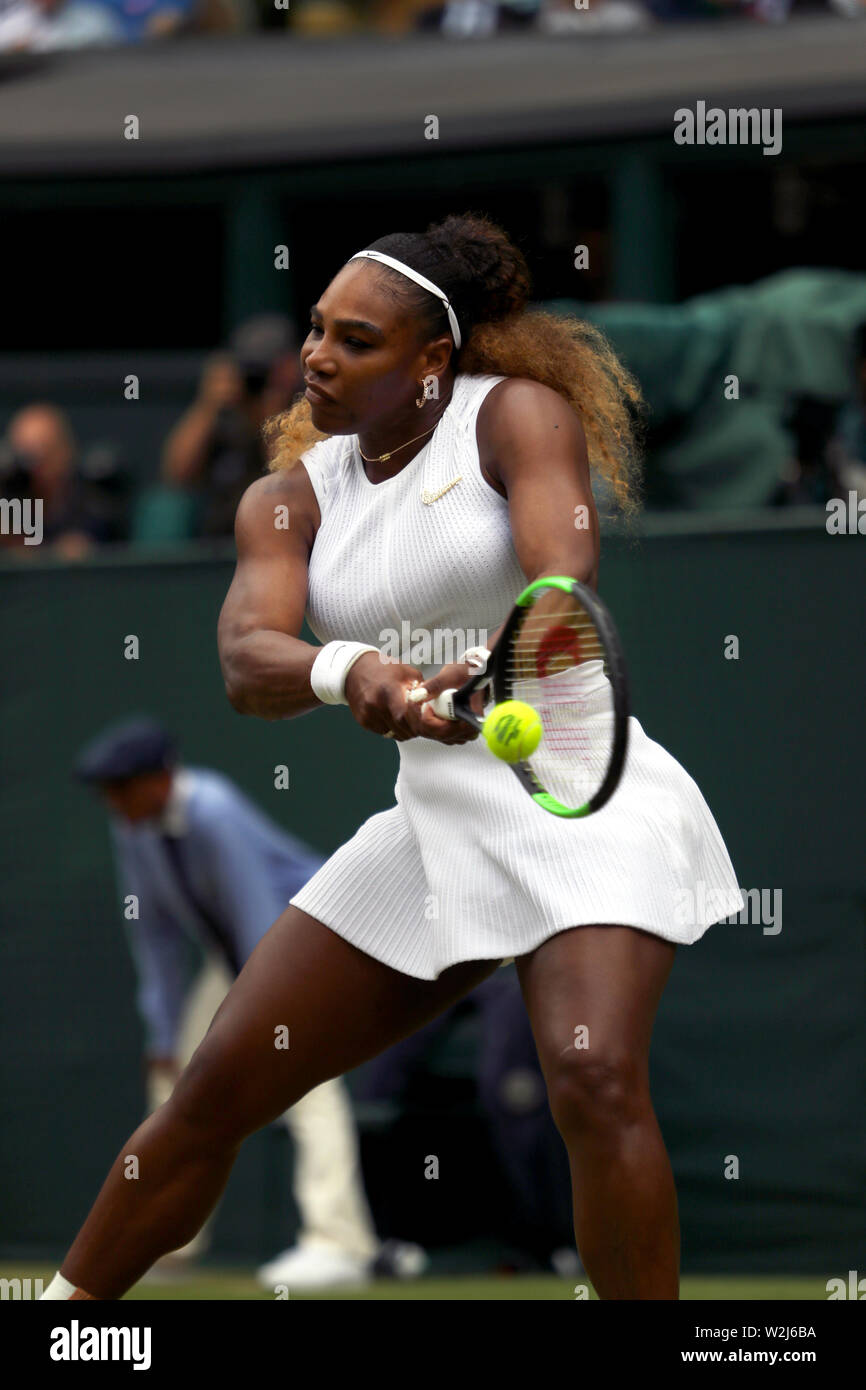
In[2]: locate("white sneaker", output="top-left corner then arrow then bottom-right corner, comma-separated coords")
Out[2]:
256,1243 -> 372,1292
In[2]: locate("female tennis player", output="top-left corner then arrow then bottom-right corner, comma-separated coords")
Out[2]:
43,213 -> 742,1302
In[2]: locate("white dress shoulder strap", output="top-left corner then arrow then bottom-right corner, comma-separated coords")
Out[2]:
448,374 -> 508,435
299,435 -> 353,513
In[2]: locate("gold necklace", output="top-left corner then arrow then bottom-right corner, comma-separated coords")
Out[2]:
358,422 -> 438,464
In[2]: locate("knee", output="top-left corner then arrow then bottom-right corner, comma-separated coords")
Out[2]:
545,1050 -> 647,1141
165,1036 -> 251,1148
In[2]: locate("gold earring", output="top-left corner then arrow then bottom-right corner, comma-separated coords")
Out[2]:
415,380 -> 427,408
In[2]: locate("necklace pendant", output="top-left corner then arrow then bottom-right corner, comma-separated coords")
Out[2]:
379,452 -> 392,462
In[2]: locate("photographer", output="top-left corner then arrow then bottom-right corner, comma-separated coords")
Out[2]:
0,403 -> 121,559
161,314 -> 303,538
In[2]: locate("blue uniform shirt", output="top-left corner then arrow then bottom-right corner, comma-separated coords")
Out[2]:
110,767 -> 324,1055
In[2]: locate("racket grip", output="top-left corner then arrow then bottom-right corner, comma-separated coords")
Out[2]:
429,688 -> 457,720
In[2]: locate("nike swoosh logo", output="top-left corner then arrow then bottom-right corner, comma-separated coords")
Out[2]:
421,476 -> 463,505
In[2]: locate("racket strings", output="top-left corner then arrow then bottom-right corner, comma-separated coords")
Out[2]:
506,600 -> 615,806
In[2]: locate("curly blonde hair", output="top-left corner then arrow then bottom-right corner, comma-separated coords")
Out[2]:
265,214 -> 644,517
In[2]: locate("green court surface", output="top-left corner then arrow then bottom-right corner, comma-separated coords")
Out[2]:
0,1265 -> 831,1301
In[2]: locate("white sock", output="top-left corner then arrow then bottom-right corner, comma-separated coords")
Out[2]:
40,1272 -> 79,1300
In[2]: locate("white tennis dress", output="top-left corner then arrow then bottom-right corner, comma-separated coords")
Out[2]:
290,374 -> 743,978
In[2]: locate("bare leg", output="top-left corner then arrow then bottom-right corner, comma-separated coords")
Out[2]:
516,924 -> 679,1300
61,907 -> 501,1298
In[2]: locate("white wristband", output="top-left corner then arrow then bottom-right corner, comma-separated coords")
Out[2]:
311,641 -> 380,706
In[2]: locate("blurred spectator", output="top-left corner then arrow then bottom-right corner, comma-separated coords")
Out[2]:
769,393 -> 866,507
162,314 -> 303,538
538,0 -> 651,34
97,0 -> 195,38
4,0 -> 863,41
637,0 -> 735,18
833,322 -> 866,481
416,0 -> 539,33
287,0 -> 358,32
0,404 -> 128,559
0,0 -> 122,49
193,0 -> 245,29
98,0 -> 246,40
0,0 -> 243,48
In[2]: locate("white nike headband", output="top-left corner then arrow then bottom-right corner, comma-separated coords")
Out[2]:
348,249 -> 462,350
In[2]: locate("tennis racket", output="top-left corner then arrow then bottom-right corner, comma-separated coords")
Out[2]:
427,575 -> 630,818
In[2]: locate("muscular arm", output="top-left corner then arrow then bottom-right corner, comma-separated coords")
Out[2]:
218,462 -> 458,740
217,466 -> 323,720
477,377 -> 600,593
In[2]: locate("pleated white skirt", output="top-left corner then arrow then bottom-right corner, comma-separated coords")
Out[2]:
290,718 -> 744,980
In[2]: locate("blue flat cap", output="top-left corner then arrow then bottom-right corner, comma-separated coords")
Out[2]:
75,717 -> 176,784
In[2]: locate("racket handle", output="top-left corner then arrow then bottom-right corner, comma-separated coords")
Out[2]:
429,688 -> 457,720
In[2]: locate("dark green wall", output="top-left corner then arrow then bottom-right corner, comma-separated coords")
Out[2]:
1,514 -> 863,1271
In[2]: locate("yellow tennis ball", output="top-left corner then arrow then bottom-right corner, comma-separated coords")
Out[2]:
483,700 -> 543,763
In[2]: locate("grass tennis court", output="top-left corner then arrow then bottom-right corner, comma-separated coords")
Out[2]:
0,1265 -> 830,1301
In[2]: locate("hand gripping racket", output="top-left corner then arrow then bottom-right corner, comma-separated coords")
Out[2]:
427,575 -> 630,818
